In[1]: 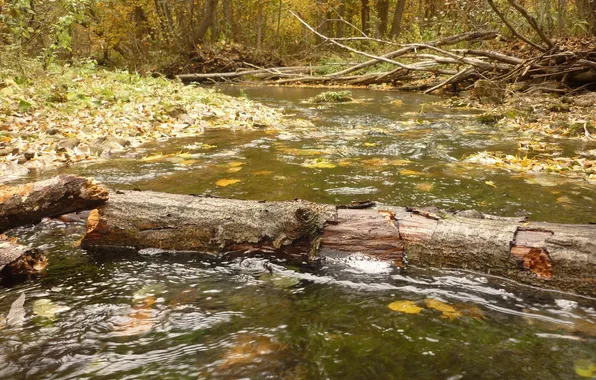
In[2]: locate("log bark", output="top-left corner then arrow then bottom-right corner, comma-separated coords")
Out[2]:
0,175 -> 109,232
0,235 -> 47,280
81,191 -> 596,297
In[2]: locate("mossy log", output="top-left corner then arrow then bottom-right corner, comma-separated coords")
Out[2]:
0,175 -> 109,232
81,191 -> 596,297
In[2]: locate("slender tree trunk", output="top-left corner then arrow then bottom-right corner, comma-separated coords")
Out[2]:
337,0 -> 346,38
376,0 -> 390,38
361,0 -> 371,35
223,0 -> 233,39
256,0 -> 263,49
556,0 -> 566,35
390,0 -> 407,38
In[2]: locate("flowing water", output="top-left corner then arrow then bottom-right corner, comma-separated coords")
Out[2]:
1,86 -> 595,379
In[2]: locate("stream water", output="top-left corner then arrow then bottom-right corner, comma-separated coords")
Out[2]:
1,86 -> 595,379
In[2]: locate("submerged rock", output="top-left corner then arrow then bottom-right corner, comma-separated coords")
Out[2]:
474,80 -> 505,104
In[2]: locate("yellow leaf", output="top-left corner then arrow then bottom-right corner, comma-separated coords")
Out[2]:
425,299 -> 462,320
229,161 -> 244,167
216,179 -> 240,187
574,359 -> 596,378
253,170 -> 273,175
388,300 -> 423,314
302,159 -> 336,169
415,183 -> 434,192
364,142 -> 376,147
485,180 -> 497,188
400,169 -> 428,176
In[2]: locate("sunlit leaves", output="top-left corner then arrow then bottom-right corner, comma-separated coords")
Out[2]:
574,359 -> 596,378
216,179 -> 241,187
388,298 -> 484,321
301,159 -> 336,169
388,300 -> 423,314
425,299 -> 462,320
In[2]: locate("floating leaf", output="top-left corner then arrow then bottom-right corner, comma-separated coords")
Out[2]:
133,283 -> 166,300
33,299 -> 65,319
415,183 -> 434,192
400,169 -> 428,176
302,159 -> 336,169
364,142 -> 376,147
216,179 -> 241,187
388,300 -> 423,314
6,293 -> 26,327
259,273 -> 300,288
485,180 -> 497,188
227,167 -> 243,173
574,359 -> 596,378
425,299 -> 462,320
229,161 -> 244,167
253,170 -> 273,175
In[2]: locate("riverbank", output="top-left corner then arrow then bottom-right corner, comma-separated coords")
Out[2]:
0,61 -> 283,183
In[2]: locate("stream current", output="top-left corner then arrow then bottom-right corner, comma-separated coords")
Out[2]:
1,86 -> 595,379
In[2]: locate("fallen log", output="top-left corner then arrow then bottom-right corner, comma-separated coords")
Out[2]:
0,235 -> 47,281
0,175 -> 109,232
81,191 -> 596,297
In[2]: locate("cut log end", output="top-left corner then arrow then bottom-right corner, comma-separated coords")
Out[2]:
0,175 -> 109,232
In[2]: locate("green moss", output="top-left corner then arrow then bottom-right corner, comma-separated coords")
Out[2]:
310,91 -> 353,103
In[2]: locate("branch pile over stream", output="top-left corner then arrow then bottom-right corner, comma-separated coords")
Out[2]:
178,5 -> 596,94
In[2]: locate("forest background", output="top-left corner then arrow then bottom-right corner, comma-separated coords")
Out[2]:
1,0 -> 595,74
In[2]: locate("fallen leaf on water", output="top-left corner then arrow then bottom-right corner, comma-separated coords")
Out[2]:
364,142 -> 376,147
219,335 -> 286,370
302,159 -> 336,169
388,300 -> 423,314
485,180 -> 497,188
400,169 -> 428,176
253,170 -> 273,175
425,299 -> 463,320
33,299 -> 68,319
216,179 -> 241,187
6,293 -> 26,328
227,167 -> 243,173
228,161 -> 244,167
416,183 -> 434,192
574,359 -> 596,378
259,273 -> 300,288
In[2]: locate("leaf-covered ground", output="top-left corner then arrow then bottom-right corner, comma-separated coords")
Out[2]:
0,61 -> 282,183
442,89 -> 596,182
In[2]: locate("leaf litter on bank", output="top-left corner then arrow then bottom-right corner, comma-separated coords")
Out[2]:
0,62 -> 285,181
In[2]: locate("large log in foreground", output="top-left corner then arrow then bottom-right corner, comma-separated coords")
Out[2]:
0,175 -> 109,232
81,191 -> 596,296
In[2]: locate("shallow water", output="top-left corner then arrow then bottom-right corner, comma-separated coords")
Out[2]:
1,86 -> 596,379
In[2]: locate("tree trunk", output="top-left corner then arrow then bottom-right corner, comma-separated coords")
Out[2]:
223,0 -> 233,39
361,0 -> 371,35
376,0 -> 390,38
337,0 -> 346,38
193,0 -> 219,45
81,191 -> 596,297
256,0 -> 263,49
390,0 -> 407,38
0,175 -> 109,232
